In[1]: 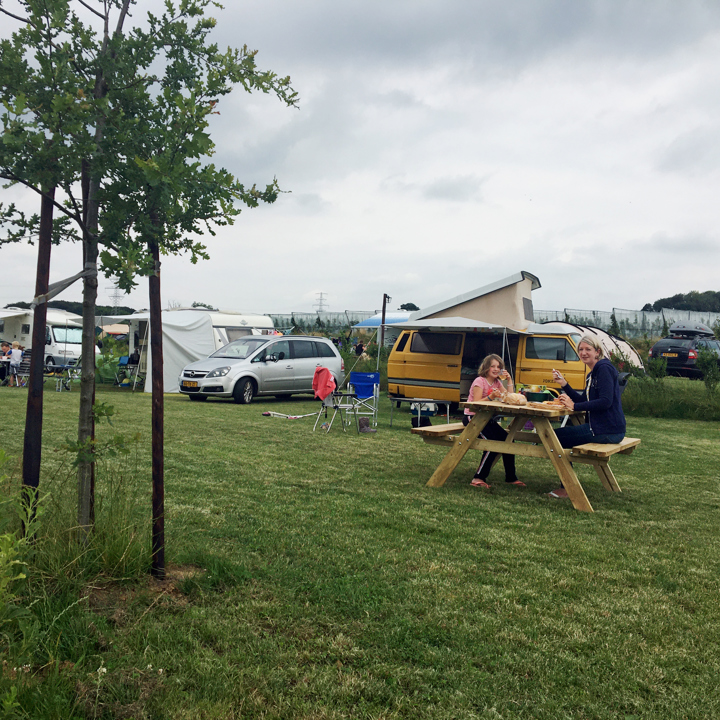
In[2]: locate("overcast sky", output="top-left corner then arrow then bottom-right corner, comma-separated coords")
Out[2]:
2,0 -> 719,315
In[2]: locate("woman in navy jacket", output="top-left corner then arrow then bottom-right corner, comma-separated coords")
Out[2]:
549,335 -> 626,498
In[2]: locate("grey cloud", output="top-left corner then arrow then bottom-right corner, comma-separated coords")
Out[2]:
657,126 -> 720,177
646,231 -> 720,255
382,174 -> 487,203
224,0 -> 720,74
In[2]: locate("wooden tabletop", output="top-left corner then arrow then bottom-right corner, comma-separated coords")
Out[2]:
461,399 -> 580,419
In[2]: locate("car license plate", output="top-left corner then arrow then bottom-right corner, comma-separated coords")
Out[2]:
182,380 -> 198,388
661,353 -> 678,358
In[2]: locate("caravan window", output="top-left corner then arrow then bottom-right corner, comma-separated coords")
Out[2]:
410,332 -> 462,355
227,328 -> 252,341
52,327 -> 82,344
525,337 -> 579,362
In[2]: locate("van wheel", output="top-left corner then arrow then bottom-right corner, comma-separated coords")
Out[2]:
233,378 -> 255,404
45,357 -> 55,372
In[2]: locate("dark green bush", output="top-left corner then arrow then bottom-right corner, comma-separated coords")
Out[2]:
696,348 -> 720,395
646,356 -> 667,380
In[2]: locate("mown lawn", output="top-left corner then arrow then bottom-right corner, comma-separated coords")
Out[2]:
1,386 -> 719,719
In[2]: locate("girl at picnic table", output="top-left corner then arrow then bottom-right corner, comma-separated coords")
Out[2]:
549,334 -> 626,499
463,354 -> 525,490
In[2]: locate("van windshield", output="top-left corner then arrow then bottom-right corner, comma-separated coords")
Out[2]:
212,337 -> 270,359
52,327 -> 83,344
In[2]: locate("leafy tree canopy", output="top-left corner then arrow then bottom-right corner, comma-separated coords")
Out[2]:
399,302 -> 419,311
191,301 -> 218,311
646,291 -> 720,313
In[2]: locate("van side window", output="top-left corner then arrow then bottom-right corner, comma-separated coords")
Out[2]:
291,340 -> 317,359
315,341 -> 336,358
394,332 -> 410,353
410,332 -> 462,355
525,337 -> 579,362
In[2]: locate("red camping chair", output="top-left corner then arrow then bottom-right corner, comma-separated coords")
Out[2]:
312,367 -> 356,432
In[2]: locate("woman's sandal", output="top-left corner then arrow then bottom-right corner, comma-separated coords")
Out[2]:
470,478 -> 491,489
506,480 -> 526,487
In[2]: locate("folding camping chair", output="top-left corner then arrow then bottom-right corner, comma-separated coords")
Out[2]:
115,355 -> 130,385
312,366 -> 357,433
347,371 -> 380,429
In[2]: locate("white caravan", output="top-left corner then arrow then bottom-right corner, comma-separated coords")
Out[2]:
0,307 -> 90,367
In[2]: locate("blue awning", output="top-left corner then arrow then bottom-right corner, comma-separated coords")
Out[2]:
353,312 -> 412,328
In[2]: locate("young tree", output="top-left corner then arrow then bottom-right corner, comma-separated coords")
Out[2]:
1,0 -> 298,569
0,2 -> 97,520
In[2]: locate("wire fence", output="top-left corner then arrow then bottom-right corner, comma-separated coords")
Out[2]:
267,307 -> 720,339
535,308 -> 720,338
269,311 -> 376,333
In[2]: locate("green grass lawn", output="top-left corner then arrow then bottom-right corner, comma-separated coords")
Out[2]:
1,386 -> 719,719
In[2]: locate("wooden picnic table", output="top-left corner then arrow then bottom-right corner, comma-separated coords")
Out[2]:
412,399 -> 640,512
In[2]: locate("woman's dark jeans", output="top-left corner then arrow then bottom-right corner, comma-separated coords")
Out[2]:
554,422 -> 624,449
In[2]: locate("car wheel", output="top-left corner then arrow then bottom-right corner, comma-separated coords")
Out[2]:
233,378 -> 255,404
189,394 -> 207,402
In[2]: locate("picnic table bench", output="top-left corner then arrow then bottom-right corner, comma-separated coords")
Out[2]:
412,400 -> 640,512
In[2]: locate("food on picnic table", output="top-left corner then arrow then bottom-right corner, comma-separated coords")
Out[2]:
503,392 -> 527,406
527,399 -> 565,409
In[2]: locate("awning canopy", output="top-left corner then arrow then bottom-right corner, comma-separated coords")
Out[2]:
388,317 -> 528,333
353,312 -> 411,328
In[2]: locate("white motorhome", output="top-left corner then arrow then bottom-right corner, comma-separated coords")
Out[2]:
0,307 -> 90,367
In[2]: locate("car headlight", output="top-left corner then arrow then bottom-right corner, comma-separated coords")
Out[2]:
206,366 -> 231,378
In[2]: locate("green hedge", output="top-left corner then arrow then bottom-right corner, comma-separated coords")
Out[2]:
622,375 -> 720,421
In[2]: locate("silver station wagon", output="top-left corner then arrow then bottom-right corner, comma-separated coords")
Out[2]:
178,335 -> 345,403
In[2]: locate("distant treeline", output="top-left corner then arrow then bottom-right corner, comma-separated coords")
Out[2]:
4,300 -> 136,316
643,291 -> 720,313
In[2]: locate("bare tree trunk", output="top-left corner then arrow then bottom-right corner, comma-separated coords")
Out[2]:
77,160 -> 101,535
22,185 -> 54,533
77,228 -> 98,535
149,237 -> 165,578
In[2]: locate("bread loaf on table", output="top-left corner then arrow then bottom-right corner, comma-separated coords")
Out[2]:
503,393 -> 527,406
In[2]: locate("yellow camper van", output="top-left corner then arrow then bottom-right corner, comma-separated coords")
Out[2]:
387,326 -> 589,403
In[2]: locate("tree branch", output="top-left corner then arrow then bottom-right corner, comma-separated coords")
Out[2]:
0,8 -> 31,25
114,0 -> 133,36
76,0 -> 105,20
0,172 -> 84,229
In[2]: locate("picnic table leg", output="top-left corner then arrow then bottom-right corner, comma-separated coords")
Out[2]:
533,417 -> 594,512
595,462 -> 622,492
487,415 -> 527,471
426,410 -> 492,488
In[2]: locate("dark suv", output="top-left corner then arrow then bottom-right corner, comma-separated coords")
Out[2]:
648,322 -> 720,377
